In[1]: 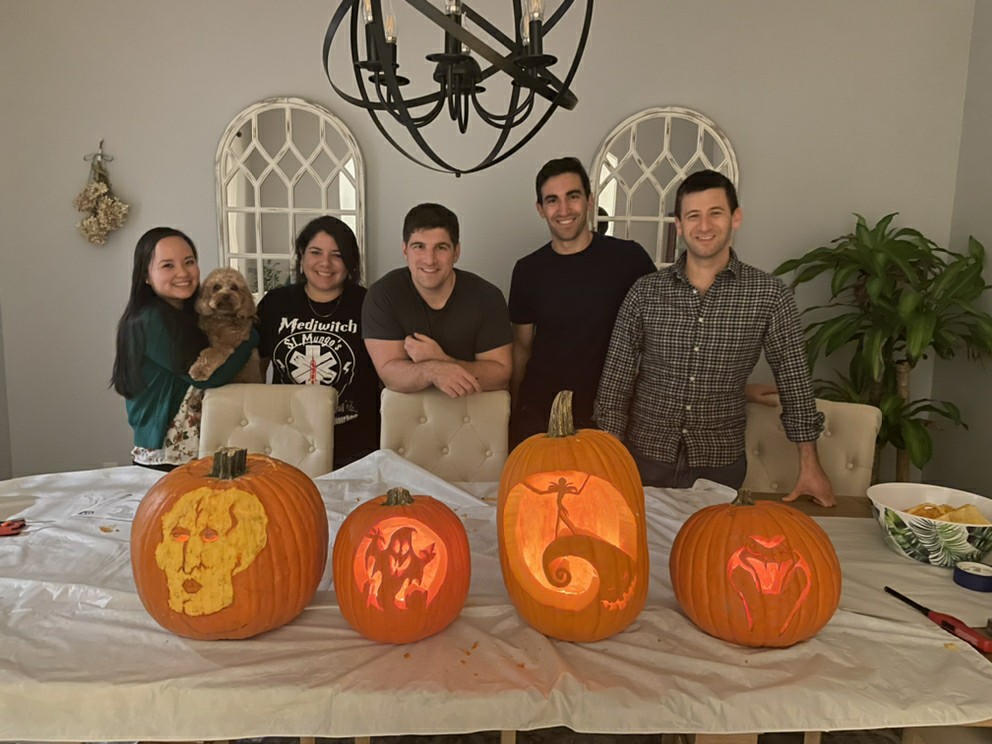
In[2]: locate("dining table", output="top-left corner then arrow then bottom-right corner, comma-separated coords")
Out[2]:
1,449 -> 991,743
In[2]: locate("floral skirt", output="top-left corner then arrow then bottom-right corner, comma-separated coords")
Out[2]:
131,387 -> 203,467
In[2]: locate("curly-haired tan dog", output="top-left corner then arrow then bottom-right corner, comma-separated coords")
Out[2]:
189,267 -> 262,383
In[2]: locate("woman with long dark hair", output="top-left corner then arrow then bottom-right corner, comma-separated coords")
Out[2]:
111,227 -> 258,470
257,216 -> 380,469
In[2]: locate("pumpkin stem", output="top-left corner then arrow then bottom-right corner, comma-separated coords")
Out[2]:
733,488 -> 755,506
547,390 -> 576,438
384,487 -> 415,507
209,447 -> 249,479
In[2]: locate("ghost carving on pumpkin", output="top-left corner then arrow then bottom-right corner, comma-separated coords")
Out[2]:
363,525 -> 437,612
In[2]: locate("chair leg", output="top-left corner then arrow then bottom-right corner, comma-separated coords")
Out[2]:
500,730 -> 517,744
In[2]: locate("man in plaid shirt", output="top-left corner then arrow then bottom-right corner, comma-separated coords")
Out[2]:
594,170 -> 834,507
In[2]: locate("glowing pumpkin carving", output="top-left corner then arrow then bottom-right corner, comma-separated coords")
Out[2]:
498,391 -> 648,641
130,448 -> 328,640
669,490 -> 842,648
333,487 -> 470,643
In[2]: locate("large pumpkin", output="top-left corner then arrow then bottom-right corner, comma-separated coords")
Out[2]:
498,391 -> 648,642
669,490 -> 841,648
332,487 -> 471,643
131,448 -> 328,640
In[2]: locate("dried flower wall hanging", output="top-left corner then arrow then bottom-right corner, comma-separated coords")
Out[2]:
73,140 -> 130,245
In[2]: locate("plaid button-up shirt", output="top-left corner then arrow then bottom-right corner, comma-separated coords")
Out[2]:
595,250 -> 823,468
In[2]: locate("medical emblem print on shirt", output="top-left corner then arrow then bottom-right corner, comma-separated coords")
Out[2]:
271,317 -> 358,390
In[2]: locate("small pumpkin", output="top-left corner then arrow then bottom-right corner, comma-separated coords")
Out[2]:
131,447 -> 328,640
497,390 -> 649,642
333,487 -> 471,643
669,490 -> 842,648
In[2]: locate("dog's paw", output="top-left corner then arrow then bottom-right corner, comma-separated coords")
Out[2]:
189,357 -> 213,381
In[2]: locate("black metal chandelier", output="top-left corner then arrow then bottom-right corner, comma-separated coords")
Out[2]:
322,0 -> 593,176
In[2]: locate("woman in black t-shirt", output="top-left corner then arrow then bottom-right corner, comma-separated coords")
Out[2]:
257,217 -> 381,469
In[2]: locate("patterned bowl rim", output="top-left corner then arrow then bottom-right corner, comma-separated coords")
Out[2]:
867,482 -> 992,527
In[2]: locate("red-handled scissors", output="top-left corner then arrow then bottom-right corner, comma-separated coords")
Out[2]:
0,518 -> 27,537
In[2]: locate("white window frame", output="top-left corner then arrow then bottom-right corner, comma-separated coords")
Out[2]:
215,97 -> 366,296
591,106 -> 738,266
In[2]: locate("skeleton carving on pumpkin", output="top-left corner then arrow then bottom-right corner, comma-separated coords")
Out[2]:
512,471 -> 637,610
363,525 -> 437,611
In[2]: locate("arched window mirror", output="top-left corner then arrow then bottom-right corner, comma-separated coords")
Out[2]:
215,97 -> 366,296
591,106 -> 738,266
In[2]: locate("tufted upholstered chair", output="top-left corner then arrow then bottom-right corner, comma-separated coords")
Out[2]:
379,388 -> 511,482
743,398 -> 882,497
198,384 -> 337,478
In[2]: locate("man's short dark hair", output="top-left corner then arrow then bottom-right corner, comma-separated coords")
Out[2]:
535,157 -> 591,203
674,170 -> 739,218
402,203 -> 459,245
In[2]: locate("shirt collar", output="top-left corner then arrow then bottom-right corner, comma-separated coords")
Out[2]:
673,248 -> 743,282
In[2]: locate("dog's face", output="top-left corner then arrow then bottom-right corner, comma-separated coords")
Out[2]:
195,268 -> 256,319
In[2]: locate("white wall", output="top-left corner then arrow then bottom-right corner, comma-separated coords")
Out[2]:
0,1 -> 977,476
928,0 -> 992,495
0,300 -> 10,480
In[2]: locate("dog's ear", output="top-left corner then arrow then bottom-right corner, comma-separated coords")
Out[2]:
193,287 -> 209,315
236,287 -> 257,319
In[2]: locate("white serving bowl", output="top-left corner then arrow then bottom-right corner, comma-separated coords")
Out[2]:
866,482 -> 992,568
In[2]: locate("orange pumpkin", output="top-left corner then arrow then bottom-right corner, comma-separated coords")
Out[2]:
498,391 -> 649,642
669,490 -> 841,648
130,448 -> 328,640
332,487 -> 471,643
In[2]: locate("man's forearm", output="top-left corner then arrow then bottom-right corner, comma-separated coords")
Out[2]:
456,358 -> 511,391
376,358 -> 436,393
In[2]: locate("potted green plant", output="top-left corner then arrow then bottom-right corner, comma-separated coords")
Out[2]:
775,214 -> 992,482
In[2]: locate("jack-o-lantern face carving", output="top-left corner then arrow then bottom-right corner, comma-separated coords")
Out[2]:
670,490 -> 841,648
131,449 -> 328,640
154,486 -> 268,616
498,392 -> 649,642
333,488 -> 470,644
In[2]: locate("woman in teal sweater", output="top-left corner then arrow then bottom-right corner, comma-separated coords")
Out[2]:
111,227 -> 258,471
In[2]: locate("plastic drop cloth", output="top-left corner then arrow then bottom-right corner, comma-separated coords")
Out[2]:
1,450 -> 991,741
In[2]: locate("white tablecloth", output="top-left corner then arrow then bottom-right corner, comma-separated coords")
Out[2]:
1,450 -> 992,741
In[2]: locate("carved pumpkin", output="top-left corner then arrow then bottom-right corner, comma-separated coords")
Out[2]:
333,487 -> 471,643
131,448 -> 328,640
669,490 -> 841,648
498,391 -> 648,642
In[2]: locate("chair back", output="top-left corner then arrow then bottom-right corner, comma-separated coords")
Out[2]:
379,388 -> 511,482
743,398 -> 882,497
199,384 -> 337,478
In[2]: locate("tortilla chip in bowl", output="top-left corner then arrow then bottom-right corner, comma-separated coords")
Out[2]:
867,482 -> 992,567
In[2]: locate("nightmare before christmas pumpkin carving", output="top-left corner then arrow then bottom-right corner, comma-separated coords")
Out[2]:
333,487 -> 470,643
498,391 -> 649,642
505,471 -> 638,611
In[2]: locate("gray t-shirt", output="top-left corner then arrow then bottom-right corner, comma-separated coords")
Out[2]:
362,268 -> 512,361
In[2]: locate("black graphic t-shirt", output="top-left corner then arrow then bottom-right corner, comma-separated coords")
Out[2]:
257,282 -> 381,468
